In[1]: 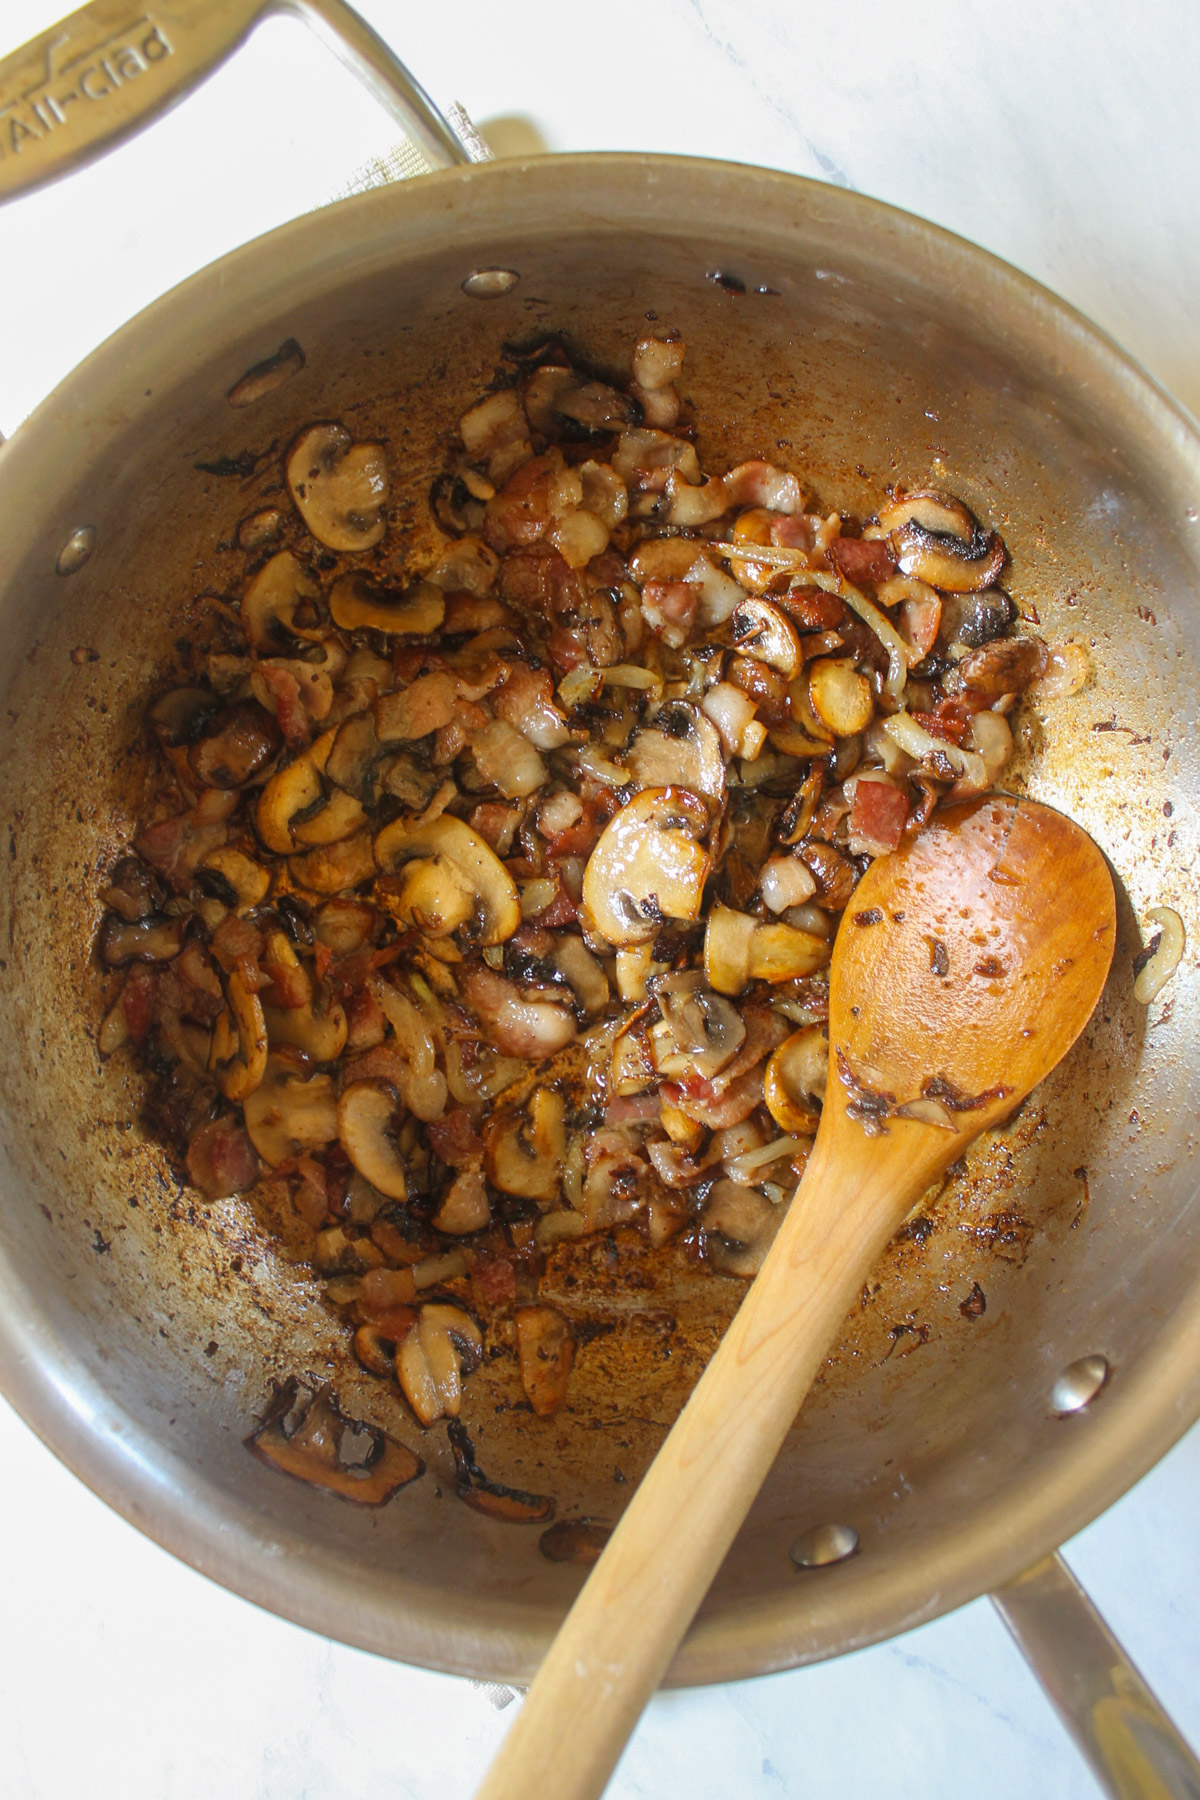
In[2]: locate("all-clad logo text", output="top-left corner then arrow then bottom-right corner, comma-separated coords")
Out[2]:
0,15 -> 174,158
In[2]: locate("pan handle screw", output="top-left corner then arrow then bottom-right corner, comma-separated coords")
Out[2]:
1050,1354 -> 1110,1415
462,269 -> 519,298
789,1522 -> 859,1568
56,526 -> 96,575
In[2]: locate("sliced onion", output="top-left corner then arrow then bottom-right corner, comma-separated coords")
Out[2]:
1134,906 -> 1185,1005
723,1135 -> 805,1185
883,709 -> 988,789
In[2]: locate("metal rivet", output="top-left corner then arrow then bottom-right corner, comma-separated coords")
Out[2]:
461,268 -> 519,299
56,526 -> 96,576
789,1523 -> 860,1569
1050,1354 -> 1110,1416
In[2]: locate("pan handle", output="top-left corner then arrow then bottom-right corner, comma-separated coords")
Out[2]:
991,1552 -> 1200,1800
0,0 -> 472,207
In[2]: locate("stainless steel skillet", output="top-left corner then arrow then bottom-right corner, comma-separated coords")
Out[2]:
0,5 -> 1198,1794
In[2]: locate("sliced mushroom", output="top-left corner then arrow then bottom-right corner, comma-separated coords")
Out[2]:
324,712 -> 380,797
485,1089 -> 566,1203
212,968 -> 268,1102
291,788 -> 368,847
374,814 -> 520,946
514,1305 -> 575,1417
242,1054 -> 339,1166
265,989 -> 348,1062
256,746 -> 327,855
427,534 -> 500,597
809,658 -> 874,737
337,1079 -> 408,1200
551,934 -> 610,1018
731,597 -> 802,677
702,1179 -> 785,1278
149,686 -> 221,751
198,846 -> 270,913
328,572 -> 445,636
764,1026 -> 826,1133
704,904 -> 829,995
652,980 -> 746,1081
240,551 -> 325,652
523,364 -> 638,439
97,913 -> 186,966
248,1380 -> 422,1504
395,1303 -> 483,1426
582,787 -> 712,948
286,423 -> 389,552
878,490 -> 1006,593
447,1418 -> 555,1522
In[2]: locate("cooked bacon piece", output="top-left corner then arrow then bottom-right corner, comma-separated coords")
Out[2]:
343,984 -> 386,1052
135,791 -> 238,894
913,701 -> 973,745
849,780 -> 909,855
292,1155 -> 329,1229
605,1093 -> 661,1125
472,1256 -> 518,1311
427,1108 -> 485,1167
469,802 -> 522,856
121,964 -> 158,1044
375,672 -> 459,743
484,454 -> 555,550
898,591 -> 942,661
662,1066 -> 765,1129
186,1117 -> 260,1198
498,543 -> 582,615
210,914 -> 265,977
640,579 -> 698,647
827,537 -> 897,585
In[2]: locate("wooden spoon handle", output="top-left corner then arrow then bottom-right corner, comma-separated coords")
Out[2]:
476,1123 -> 942,1800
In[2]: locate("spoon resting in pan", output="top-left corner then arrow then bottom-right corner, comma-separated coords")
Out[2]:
476,794 -> 1117,1800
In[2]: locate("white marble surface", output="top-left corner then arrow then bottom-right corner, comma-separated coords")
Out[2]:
1,1 -> 1199,1795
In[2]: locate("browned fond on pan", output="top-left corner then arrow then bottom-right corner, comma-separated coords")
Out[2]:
0,157 -> 1196,1685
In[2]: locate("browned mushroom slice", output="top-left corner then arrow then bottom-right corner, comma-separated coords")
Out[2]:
447,1419 -> 556,1524
149,686 -> 222,751
702,1179 -> 785,1278
627,703 -> 726,807
337,1080 -> 408,1201
730,596 -> 802,678
240,551 -> 325,651
242,1054 -> 339,1166
248,1379 -> 422,1505
374,814 -> 520,946
264,988 -> 348,1062
764,1026 -> 827,1134
523,364 -> 639,439
651,980 -> 746,1081
286,423 -> 390,552
256,748 -> 327,855
878,490 -> 1006,593
514,1305 -> 575,1417
395,1304 -> 483,1426
539,1518 -> 612,1564
327,572 -> 445,636
291,789 -> 369,848
198,846 -> 270,913
213,967 -> 268,1101
704,904 -> 829,996
485,1089 -> 566,1204
581,787 -> 712,949
97,913 -> 186,965
325,712 -> 379,796
808,657 -> 874,737
188,699 -> 282,789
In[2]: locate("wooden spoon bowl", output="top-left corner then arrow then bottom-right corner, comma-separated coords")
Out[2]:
478,795 -> 1116,1800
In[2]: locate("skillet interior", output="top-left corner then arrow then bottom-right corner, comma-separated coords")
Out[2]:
0,155 -> 1197,1685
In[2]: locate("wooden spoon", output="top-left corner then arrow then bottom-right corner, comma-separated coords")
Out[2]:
476,795 -> 1116,1800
